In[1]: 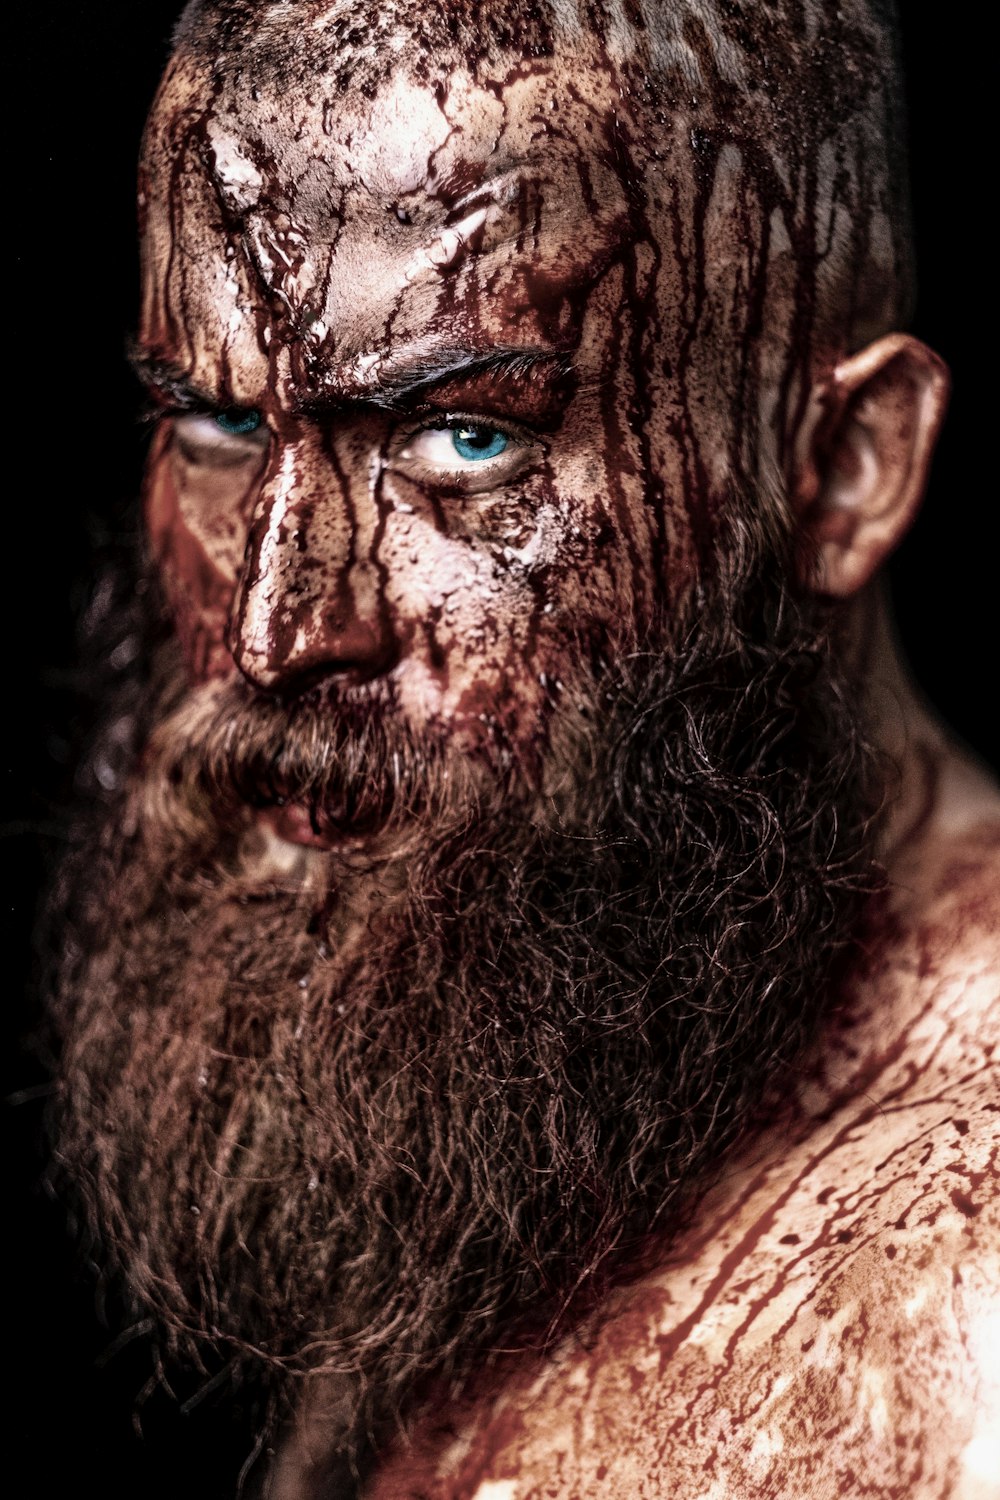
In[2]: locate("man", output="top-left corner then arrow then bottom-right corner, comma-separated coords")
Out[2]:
47,1 -> 998,1496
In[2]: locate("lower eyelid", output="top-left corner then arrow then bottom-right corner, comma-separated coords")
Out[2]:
392,448 -> 543,499
171,416 -> 270,469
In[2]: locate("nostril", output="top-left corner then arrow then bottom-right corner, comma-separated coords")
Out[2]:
266,651 -> 400,698
279,641 -> 401,695
228,601 -> 399,694
318,613 -> 397,673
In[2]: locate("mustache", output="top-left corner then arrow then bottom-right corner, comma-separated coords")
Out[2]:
138,674 -> 497,844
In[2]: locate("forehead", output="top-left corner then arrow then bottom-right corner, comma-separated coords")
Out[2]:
139,33 -> 643,390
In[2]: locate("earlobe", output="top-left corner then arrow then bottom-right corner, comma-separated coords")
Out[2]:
793,334 -> 950,598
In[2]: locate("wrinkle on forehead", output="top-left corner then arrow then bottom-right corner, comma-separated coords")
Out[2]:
185,55 -> 635,381
204,54 -> 618,227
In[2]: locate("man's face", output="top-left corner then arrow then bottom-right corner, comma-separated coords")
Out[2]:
52,11 -> 880,1476
138,33 -> 764,813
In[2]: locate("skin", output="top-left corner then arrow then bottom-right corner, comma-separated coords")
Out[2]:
130,9 -> 999,1495
360,653 -> 1000,1500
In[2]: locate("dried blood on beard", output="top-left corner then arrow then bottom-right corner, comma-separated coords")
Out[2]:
46,514 -> 882,1484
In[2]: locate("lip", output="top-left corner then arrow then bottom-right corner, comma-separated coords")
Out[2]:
257,803 -> 344,851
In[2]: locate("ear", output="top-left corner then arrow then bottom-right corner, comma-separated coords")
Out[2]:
792,334 -> 950,597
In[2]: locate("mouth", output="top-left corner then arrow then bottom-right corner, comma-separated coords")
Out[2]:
257,802 -> 343,850
254,791 -> 392,851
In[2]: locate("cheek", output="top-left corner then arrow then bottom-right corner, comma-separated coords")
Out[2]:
376,506 -> 543,740
379,483 -> 628,759
143,432 -> 262,680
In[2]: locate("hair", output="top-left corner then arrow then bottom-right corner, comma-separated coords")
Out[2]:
47,485 -> 885,1482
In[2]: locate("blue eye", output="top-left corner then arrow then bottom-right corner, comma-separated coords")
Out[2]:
214,408 -> 262,436
451,425 -> 508,462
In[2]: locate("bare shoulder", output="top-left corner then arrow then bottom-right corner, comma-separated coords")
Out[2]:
368,816 -> 1000,1500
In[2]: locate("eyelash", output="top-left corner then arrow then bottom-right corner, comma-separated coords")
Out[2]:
390,412 -> 544,491
139,391 -> 201,426
396,410 -> 532,448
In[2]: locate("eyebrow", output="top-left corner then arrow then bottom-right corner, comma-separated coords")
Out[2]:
128,346 -> 217,409
127,341 -> 575,417
299,344 -> 575,416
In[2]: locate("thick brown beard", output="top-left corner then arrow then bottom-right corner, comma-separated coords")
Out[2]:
46,528 -> 882,1487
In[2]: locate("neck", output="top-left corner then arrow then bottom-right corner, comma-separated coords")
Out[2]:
845,581 -> 998,885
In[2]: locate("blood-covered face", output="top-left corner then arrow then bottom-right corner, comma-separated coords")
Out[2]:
136,31 -> 806,815
50,6 -> 903,1481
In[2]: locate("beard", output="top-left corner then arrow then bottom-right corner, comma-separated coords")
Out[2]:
45,509 -> 881,1488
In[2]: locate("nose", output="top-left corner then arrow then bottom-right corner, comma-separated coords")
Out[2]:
229,433 -> 397,692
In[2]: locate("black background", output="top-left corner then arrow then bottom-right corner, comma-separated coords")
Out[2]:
5,7 -> 994,1496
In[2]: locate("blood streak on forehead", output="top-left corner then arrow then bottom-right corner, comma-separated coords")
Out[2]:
139,49 -> 637,415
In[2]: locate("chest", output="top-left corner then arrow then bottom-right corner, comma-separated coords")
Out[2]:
366,1044 -> 998,1500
